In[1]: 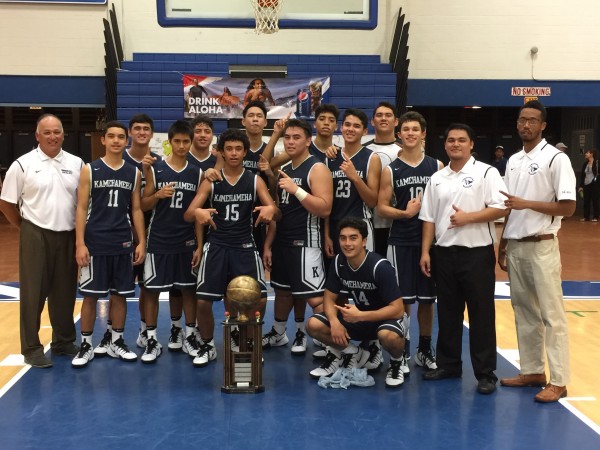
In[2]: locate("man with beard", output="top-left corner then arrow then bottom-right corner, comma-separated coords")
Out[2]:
498,100 -> 576,403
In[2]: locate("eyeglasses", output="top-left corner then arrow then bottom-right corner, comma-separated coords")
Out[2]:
517,117 -> 542,126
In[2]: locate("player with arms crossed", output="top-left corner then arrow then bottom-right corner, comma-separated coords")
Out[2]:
72,122 -> 145,367
184,128 -> 280,367
261,119 -> 333,355
306,217 -> 408,387
365,102 -> 402,256
377,111 -> 443,375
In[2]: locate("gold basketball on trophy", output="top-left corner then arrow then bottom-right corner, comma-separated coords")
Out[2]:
226,276 -> 262,322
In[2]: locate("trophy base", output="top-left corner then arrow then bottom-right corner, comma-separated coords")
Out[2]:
222,319 -> 264,394
221,385 -> 265,394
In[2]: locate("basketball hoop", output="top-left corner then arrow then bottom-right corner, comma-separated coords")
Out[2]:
251,0 -> 284,35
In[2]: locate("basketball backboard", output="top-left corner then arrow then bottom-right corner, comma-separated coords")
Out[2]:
157,0 -> 377,29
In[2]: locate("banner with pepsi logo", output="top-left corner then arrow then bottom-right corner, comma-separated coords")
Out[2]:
183,75 -> 330,119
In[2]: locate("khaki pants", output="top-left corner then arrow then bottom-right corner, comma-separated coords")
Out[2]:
507,238 -> 570,386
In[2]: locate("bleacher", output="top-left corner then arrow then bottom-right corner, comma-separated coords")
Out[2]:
116,53 -> 396,133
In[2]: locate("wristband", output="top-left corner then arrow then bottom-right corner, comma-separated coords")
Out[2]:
294,187 -> 308,201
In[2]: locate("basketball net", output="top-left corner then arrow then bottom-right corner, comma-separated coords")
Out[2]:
251,0 -> 284,34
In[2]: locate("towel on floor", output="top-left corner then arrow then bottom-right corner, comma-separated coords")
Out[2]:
317,367 -> 375,389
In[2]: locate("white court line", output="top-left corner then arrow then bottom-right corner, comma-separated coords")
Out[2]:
0,342 -> 51,400
465,321 -> 600,435
0,366 -> 30,399
561,400 -> 600,435
0,285 -> 19,298
0,293 -> 597,434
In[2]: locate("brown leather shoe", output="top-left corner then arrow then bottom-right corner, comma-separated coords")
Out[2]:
500,373 -> 546,387
535,384 -> 567,403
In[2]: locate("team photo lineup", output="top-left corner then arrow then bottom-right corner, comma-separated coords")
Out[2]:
0,97 -> 576,401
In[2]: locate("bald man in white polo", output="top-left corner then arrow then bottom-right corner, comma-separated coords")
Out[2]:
0,114 -> 83,368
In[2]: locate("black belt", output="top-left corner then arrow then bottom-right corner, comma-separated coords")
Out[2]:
515,234 -> 554,242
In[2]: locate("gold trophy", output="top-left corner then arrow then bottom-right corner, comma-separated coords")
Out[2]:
222,275 -> 264,394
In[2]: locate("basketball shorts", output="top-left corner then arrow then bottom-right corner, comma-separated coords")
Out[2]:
143,251 -> 197,293
79,253 -> 135,298
387,245 -> 436,305
253,222 -> 267,258
311,313 -> 406,341
374,227 -> 390,257
196,243 -> 267,301
270,246 -> 325,299
133,263 -> 146,288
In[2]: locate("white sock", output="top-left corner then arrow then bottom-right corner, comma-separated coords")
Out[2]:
111,329 -> 123,343
185,325 -> 197,337
342,343 -> 359,354
327,346 -> 342,358
273,320 -> 286,335
147,328 -> 157,340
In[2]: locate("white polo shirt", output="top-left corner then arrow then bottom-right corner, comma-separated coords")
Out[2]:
1,147 -> 83,231
419,157 -> 507,247
365,140 -> 401,229
503,139 -> 576,239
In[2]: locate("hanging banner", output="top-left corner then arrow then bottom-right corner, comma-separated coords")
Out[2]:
183,75 -> 330,119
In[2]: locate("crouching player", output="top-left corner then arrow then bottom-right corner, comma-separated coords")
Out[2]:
72,121 -> 145,367
139,120 -> 203,363
184,128 -> 280,367
306,217 -> 408,387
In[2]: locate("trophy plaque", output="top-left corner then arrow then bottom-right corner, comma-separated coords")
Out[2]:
222,275 -> 264,394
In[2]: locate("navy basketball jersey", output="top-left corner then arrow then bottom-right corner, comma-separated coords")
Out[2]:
388,155 -> 439,246
123,149 -> 162,226
187,151 -> 216,172
275,155 -> 323,248
85,158 -> 138,255
326,146 -> 375,221
326,251 -> 401,311
208,169 -> 257,248
122,149 -> 161,192
308,142 -> 329,163
147,160 -> 201,254
243,142 -> 266,174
